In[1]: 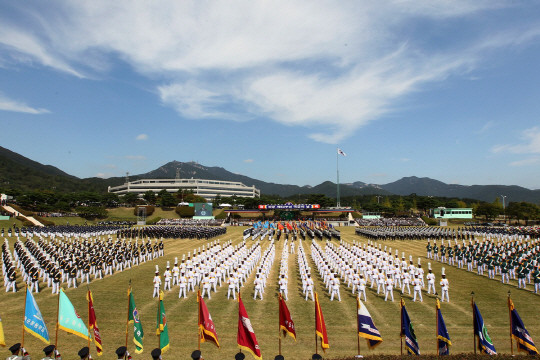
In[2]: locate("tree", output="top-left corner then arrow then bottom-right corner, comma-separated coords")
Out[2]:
475,202 -> 501,221
121,193 -> 139,206
157,190 -> 176,207
143,190 -> 157,205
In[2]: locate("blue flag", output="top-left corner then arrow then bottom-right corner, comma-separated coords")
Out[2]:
401,299 -> 419,355
472,301 -> 496,355
24,287 -> 50,344
436,299 -> 451,355
509,298 -> 538,355
357,298 -> 382,349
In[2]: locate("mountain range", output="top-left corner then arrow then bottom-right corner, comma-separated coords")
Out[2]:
1,145 -> 539,203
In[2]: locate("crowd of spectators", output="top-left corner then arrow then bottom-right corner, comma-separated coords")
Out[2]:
156,218 -> 223,226
35,212 -> 78,217
355,217 -> 426,227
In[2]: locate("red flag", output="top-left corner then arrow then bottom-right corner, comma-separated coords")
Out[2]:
237,294 -> 262,360
87,290 -> 103,356
198,290 -> 219,348
279,294 -> 296,341
286,222 -> 293,230
315,293 -> 329,351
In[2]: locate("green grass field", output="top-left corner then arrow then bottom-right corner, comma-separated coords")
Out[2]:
1,227 -> 539,360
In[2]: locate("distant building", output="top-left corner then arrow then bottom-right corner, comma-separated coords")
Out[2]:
431,207 -> 473,219
108,178 -> 260,200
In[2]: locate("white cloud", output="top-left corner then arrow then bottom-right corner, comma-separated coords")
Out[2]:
124,155 -> 146,160
509,157 -> 540,167
477,121 -> 495,134
492,127 -> 540,154
0,93 -> 50,114
135,134 -> 148,141
243,159 -> 254,163
1,1 -> 538,142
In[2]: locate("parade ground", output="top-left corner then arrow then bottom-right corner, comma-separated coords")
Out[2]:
1,226 -> 539,360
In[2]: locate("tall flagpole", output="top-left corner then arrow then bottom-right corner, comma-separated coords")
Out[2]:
356,296 -> 361,357
197,290 -> 201,351
21,284 -> 28,347
87,286 -> 91,350
508,291 -> 513,355
471,292 -> 476,355
435,298 -> 439,356
278,294 -> 282,356
55,287 -> 61,349
336,150 -> 340,208
400,297 -> 403,356
125,281 -> 131,349
157,291 -> 160,349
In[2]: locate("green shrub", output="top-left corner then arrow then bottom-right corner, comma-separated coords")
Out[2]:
8,203 -> 34,217
421,216 -> 437,226
16,216 -> 35,227
214,210 -> 227,219
33,216 -> 55,226
146,216 -> 162,225
175,206 -> 194,218
351,212 -> 363,218
133,205 -> 155,216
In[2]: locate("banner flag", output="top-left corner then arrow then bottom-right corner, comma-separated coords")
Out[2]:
24,287 -> 50,344
58,289 -> 90,341
357,298 -> 382,349
400,299 -> 419,355
315,293 -> 329,351
237,294 -> 262,360
508,298 -> 538,355
128,289 -> 144,354
279,294 -> 296,341
472,301 -> 496,355
156,291 -> 170,353
198,290 -> 220,348
87,290 -> 103,356
337,148 -> 347,156
436,299 -> 451,356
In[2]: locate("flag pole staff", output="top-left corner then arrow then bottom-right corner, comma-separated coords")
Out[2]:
278,294 -> 282,356
54,287 -> 61,349
157,291 -> 160,349
87,285 -> 91,349
197,290 -> 201,351
125,280 -> 131,349
357,296 -> 361,357
471,291 -> 476,355
400,297 -> 403,356
508,291 -> 513,355
435,297 -> 438,356
315,293 -> 318,356
336,149 -> 340,208
21,284 -> 28,347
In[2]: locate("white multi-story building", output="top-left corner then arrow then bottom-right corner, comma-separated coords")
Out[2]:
108,178 -> 260,200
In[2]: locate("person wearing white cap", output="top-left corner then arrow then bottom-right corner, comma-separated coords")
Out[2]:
163,262 -> 172,291
330,274 -> 341,301
440,268 -> 449,302
172,258 -> 179,286
384,273 -> 394,302
178,272 -> 187,299
412,274 -> 423,302
153,265 -> 161,298
426,263 -> 436,294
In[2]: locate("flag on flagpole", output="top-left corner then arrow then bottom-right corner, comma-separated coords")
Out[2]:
436,298 -> 451,356
58,289 -> 91,341
357,298 -> 382,349
279,294 -> 296,341
400,299 -> 419,355
87,290 -> 103,356
237,294 -> 262,360
128,288 -> 144,354
472,301 -> 496,355
315,292 -> 329,352
24,287 -> 50,344
337,148 -> 347,156
198,290 -> 220,348
156,291 -> 169,353
508,298 -> 538,355
0,315 -> 5,347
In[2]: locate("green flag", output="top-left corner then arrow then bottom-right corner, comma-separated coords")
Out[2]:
128,289 -> 144,354
156,290 -> 170,353
58,289 -> 90,341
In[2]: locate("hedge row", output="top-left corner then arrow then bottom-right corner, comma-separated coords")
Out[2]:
33,216 -> 55,226
16,216 -> 35,227
8,203 -> 34,217
134,205 -> 155,216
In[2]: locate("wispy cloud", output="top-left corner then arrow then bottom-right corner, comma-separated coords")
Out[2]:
477,121 -> 495,134
135,133 -> 148,141
243,159 -> 254,163
0,93 -> 49,114
509,157 -> 540,167
492,127 -> 540,154
124,155 -> 146,160
1,1 -> 539,142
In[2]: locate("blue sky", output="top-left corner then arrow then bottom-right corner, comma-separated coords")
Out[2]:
1,1 -> 540,189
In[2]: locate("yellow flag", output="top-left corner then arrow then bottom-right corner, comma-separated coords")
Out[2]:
0,314 -> 6,347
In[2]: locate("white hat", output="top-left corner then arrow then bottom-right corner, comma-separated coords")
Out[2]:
155,265 -> 159,273
175,257 -> 178,264
166,261 -> 170,268
428,262 -> 432,270
441,267 -> 446,276
417,258 -> 421,266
